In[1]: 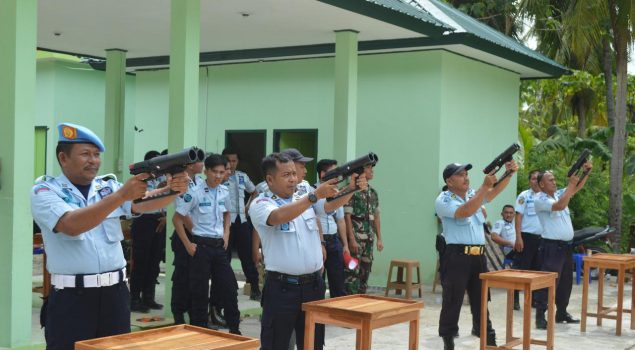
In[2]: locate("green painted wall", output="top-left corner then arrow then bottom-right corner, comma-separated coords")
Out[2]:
35,59 -> 136,177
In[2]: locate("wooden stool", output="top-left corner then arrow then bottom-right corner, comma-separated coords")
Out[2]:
75,324 -> 259,349
302,295 -> 423,350
385,259 -> 422,299
581,253 -> 635,336
32,233 -> 51,298
480,270 -> 557,350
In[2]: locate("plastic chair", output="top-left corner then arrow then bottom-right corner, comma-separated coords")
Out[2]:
573,253 -> 592,285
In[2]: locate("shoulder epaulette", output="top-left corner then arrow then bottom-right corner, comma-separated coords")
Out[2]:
97,173 -> 118,182
34,175 -> 55,184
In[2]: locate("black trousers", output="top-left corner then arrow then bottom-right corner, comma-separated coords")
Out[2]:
261,272 -> 325,350
227,217 -> 259,286
130,213 -> 165,299
189,241 -> 240,329
438,245 -> 493,337
517,232 -> 542,271
170,231 -> 191,317
534,239 -> 573,312
44,279 -> 130,350
323,235 -> 346,298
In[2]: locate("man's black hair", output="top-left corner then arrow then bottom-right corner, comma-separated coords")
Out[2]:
528,169 -> 541,181
55,143 -> 75,165
316,159 -> 337,177
537,170 -> 552,183
205,153 -> 226,169
261,153 -> 292,177
222,148 -> 240,159
144,150 -> 160,161
160,149 -> 168,156
502,204 -> 515,212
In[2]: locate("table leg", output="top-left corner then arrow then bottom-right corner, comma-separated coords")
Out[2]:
523,285 -> 531,350
304,312 -> 316,350
616,268 -> 624,336
396,267 -> 403,295
409,317 -> 419,350
360,320 -> 372,350
631,267 -> 635,330
581,261 -> 590,332
506,289 -> 513,343
547,285 -> 555,350
480,280 -> 488,350
597,268 -> 605,326
406,265 -> 413,299
356,329 -> 361,350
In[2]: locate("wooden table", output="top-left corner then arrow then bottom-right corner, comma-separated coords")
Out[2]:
480,270 -> 558,350
581,253 -> 635,336
75,324 -> 259,350
32,233 -> 51,298
302,294 -> 424,350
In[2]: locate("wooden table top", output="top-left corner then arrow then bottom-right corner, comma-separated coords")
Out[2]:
75,325 -> 259,350
480,269 -> 557,284
301,295 -> 423,320
583,253 -> 635,264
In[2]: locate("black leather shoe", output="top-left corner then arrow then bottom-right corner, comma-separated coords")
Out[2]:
143,299 -> 164,310
556,311 -> 580,324
442,336 -> 454,350
486,332 -> 497,346
514,301 -> 521,311
205,323 -> 220,331
173,313 -> 185,325
210,307 -> 227,328
250,284 -> 262,301
229,328 -> 242,335
536,311 -> 547,330
130,298 -> 150,313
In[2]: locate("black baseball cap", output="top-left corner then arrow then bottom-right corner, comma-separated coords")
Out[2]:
443,163 -> 472,182
282,148 -> 314,162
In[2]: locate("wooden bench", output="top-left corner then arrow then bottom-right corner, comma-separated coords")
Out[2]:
480,270 -> 557,350
581,253 -> 635,336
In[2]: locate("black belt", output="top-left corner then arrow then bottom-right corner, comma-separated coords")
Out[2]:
542,238 -> 571,246
323,234 -> 338,242
446,244 -> 485,256
191,236 -> 224,248
267,271 -> 320,285
521,232 -> 542,240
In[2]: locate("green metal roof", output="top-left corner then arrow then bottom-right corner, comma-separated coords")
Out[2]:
423,0 -> 567,73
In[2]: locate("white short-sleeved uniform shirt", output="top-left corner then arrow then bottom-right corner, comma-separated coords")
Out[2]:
534,189 -> 574,241
435,189 -> 487,245
515,189 -> 543,235
491,219 -> 516,254
175,183 -> 228,238
30,174 -> 132,275
249,192 -> 327,275
226,170 -> 255,223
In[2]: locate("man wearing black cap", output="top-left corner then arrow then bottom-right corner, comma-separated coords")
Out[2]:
435,160 -> 518,349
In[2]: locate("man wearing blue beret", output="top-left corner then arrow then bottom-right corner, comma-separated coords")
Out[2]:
30,122 -> 189,350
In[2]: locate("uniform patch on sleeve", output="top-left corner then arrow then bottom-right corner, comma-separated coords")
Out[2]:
33,185 -> 50,195
98,187 -> 113,198
518,197 -> 525,205
183,193 -> 192,203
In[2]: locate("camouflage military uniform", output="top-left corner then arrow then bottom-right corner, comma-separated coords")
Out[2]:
344,186 -> 379,294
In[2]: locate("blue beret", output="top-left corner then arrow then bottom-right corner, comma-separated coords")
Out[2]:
57,122 -> 106,152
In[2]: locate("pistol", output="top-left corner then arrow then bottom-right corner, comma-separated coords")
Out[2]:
322,152 -> 378,201
483,143 -> 520,187
129,147 -> 205,203
568,149 -> 591,185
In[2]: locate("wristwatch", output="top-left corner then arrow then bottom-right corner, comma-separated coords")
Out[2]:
308,192 -> 318,203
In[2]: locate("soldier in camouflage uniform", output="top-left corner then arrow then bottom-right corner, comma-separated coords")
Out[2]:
344,164 -> 382,294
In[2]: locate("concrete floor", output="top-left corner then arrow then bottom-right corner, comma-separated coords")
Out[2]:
23,258 -> 635,350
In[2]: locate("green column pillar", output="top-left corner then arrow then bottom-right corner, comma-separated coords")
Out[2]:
0,0 -> 36,347
103,49 -> 129,180
165,0 -> 200,318
333,30 -> 358,162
